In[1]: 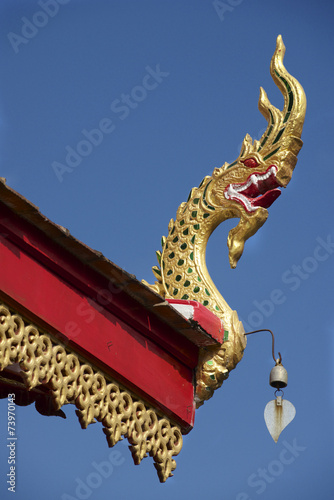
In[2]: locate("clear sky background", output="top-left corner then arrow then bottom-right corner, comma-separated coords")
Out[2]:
0,1 -> 333,499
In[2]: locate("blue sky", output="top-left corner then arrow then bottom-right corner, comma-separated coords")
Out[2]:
0,0 -> 333,499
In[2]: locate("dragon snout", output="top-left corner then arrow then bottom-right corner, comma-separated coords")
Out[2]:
275,164 -> 294,188
274,150 -> 300,188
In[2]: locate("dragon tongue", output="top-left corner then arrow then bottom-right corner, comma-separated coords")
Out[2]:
252,188 -> 281,209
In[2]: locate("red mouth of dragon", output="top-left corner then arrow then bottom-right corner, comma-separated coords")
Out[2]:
224,165 -> 281,212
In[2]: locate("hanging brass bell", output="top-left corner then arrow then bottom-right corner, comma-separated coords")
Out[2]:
269,362 -> 288,389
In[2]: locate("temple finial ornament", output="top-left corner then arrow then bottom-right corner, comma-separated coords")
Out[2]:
144,35 -> 306,406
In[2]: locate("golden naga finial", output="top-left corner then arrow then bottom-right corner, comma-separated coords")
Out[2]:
144,36 -> 306,406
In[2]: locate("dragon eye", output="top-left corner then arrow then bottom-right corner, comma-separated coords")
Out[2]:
242,158 -> 259,168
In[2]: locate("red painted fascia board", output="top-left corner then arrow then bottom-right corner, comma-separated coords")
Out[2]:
0,232 -> 195,430
0,204 -> 199,368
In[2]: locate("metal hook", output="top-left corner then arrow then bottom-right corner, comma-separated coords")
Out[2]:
244,329 -> 282,364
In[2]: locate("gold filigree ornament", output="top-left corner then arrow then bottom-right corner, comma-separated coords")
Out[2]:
144,35 -> 306,407
0,303 -> 182,482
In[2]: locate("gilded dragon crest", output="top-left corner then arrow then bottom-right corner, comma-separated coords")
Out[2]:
144,36 -> 306,406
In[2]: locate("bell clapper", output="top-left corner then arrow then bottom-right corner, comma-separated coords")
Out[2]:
275,390 -> 283,407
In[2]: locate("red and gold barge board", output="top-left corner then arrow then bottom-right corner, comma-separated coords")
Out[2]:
0,178 -> 225,482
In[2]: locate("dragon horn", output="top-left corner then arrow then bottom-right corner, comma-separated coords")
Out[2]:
250,35 -> 306,181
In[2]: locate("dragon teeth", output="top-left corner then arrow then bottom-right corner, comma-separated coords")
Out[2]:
233,166 -> 277,193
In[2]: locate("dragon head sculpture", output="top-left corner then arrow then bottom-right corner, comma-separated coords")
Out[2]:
145,35 -> 306,406
208,35 -> 306,268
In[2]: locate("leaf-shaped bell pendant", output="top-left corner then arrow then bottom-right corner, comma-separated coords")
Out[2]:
265,359 -> 296,442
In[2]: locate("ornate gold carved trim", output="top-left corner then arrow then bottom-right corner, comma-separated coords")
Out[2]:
0,302 -> 182,482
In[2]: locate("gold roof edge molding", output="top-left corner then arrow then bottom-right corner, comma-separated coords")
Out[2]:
0,302 -> 182,482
